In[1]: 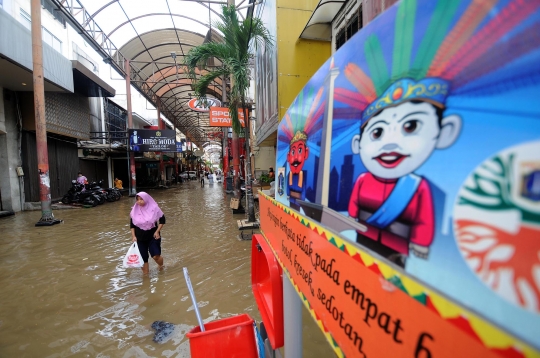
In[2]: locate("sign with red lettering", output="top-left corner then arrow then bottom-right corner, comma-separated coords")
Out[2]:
259,194 -> 537,358
187,98 -> 221,112
207,131 -> 224,140
209,107 -> 246,127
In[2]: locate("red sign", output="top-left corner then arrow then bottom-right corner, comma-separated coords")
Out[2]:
209,107 -> 247,127
207,131 -> 224,140
259,195 -> 529,358
187,98 -> 221,112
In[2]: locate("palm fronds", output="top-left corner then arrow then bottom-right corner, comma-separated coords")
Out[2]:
184,4 -> 273,133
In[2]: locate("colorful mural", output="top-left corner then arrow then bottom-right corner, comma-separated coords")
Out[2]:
275,0 -> 540,348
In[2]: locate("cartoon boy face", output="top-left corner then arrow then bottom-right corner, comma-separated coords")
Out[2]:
287,140 -> 309,175
352,101 -> 462,179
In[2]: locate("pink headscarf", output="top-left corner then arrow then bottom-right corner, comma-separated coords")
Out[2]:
130,192 -> 164,230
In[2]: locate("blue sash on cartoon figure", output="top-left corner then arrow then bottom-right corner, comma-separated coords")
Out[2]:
366,174 -> 421,229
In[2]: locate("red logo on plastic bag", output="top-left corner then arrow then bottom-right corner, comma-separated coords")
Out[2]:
127,254 -> 140,264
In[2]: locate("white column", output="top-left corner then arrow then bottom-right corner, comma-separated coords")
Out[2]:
283,275 -> 302,358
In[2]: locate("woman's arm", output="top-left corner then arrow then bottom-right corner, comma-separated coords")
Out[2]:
154,215 -> 166,239
154,223 -> 164,239
130,218 -> 137,242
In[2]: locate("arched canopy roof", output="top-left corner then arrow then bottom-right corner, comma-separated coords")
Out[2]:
57,0 -> 252,147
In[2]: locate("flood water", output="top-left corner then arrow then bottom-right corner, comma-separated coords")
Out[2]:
0,180 -> 334,357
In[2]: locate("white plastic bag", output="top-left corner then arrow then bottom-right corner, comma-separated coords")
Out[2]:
123,242 -> 144,268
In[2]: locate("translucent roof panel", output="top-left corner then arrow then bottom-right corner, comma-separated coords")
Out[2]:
71,0 -> 249,145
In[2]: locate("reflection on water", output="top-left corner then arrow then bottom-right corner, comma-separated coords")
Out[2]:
0,181 -> 334,357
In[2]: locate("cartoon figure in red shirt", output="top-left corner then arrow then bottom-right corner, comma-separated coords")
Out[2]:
347,78 -> 462,267
280,87 -> 325,212
287,131 -> 309,211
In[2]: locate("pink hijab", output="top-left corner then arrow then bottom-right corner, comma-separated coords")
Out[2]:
130,192 -> 164,230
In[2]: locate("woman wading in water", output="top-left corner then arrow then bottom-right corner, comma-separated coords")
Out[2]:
130,192 -> 165,275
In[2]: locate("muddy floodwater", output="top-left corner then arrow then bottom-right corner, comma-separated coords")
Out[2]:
0,181 -> 334,357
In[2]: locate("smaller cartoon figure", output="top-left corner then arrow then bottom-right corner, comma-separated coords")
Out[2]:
287,131 -> 310,211
348,78 -> 462,267
130,130 -> 141,152
277,168 -> 285,196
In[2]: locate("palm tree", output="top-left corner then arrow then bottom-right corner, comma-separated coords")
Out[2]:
185,4 -> 272,222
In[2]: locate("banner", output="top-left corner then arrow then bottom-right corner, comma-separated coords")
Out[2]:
260,195 -> 537,357
128,129 -> 176,152
176,142 -> 183,153
209,107 -> 247,127
272,0 -> 540,352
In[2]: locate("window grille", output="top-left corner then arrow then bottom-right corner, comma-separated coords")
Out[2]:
336,5 -> 363,51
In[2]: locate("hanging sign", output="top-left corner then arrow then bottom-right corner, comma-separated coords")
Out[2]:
176,142 -> 183,153
187,98 -> 221,112
207,131 -> 224,140
128,129 -> 176,152
209,107 -> 247,127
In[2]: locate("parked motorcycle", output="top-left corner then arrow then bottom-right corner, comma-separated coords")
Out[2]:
61,180 -> 98,207
86,180 -> 121,202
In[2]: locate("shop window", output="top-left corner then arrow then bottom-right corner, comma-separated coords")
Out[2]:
42,27 -> 63,54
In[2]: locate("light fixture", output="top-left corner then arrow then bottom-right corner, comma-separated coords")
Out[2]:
21,83 -> 27,86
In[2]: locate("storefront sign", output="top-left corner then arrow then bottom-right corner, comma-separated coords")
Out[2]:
176,142 -> 183,152
187,97 -> 221,112
128,129 -> 176,152
207,131 -> 224,140
260,195 -> 537,357
209,107 -> 247,127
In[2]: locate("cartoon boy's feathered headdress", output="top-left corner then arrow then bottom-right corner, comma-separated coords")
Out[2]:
336,0 -> 540,126
279,87 -> 326,144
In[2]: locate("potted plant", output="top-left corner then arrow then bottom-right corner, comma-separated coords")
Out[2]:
258,173 -> 273,189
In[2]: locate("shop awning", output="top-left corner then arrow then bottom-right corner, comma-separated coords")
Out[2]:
299,0 -> 346,41
72,60 -> 116,97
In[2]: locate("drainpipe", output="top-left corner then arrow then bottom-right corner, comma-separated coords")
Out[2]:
125,59 -> 136,196
32,0 -> 60,226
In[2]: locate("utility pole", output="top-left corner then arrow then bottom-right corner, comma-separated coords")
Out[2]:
222,76 -> 228,189
32,0 -> 61,226
230,78 -> 241,206
227,0 -> 242,205
157,99 -> 165,186
242,103 -> 256,222
125,59 -> 137,196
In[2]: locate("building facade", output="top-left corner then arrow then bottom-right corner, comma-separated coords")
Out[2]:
0,0 -> 115,211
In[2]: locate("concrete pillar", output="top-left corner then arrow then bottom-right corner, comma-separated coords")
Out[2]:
283,275 -> 303,358
0,88 -> 23,212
